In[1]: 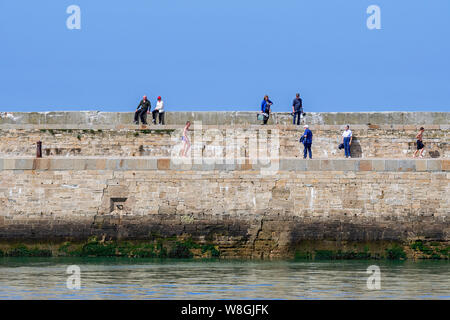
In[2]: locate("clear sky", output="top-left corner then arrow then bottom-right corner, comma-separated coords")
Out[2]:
0,0 -> 449,112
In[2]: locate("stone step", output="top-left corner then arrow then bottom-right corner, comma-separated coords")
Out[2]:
0,157 -> 447,172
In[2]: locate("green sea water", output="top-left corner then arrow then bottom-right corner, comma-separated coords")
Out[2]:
0,258 -> 448,300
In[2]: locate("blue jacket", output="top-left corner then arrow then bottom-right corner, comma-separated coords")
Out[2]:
303,128 -> 313,144
261,99 -> 273,113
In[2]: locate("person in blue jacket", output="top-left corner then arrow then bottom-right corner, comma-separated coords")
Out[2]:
302,124 -> 313,159
260,95 -> 273,125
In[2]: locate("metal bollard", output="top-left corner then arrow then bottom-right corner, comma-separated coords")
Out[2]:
36,141 -> 42,158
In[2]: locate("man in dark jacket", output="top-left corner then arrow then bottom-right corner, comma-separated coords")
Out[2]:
292,93 -> 303,125
134,95 -> 151,125
302,124 -> 313,159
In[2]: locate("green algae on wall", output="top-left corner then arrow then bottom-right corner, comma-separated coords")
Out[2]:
2,239 -> 449,260
409,240 -> 450,260
293,241 -> 450,261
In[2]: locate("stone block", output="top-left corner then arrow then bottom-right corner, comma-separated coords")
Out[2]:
359,160 -> 372,171
240,162 -> 253,170
170,159 -> 193,171
136,159 -> 157,170
333,159 -> 358,171
306,160 -> 321,171
280,158 -> 306,171
2,159 -> 16,170
415,160 -> 427,171
215,162 -> 237,171
157,158 -> 170,170
427,160 -> 442,171
34,158 -> 50,170
192,161 -> 215,171
372,160 -> 385,171
108,185 -> 129,198
397,160 -> 415,172
95,159 -> 107,170
84,159 -> 98,170
48,159 -> 73,170
14,159 -> 33,170
320,159 -> 334,171
385,160 -> 399,171
105,159 -> 119,170
443,160 -> 450,171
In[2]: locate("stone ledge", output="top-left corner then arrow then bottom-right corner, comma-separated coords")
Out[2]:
0,158 -> 447,172
0,123 -> 449,131
0,111 -> 448,126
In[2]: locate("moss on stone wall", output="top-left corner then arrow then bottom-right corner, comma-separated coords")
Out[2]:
291,241 -> 449,261
0,239 -> 449,260
294,248 -> 381,260
409,240 -> 450,259
0,237 -> 220,259
385,245 -> 407,260
5,244 -> 52,257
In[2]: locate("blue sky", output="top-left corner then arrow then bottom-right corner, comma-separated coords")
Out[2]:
0,0 -> 449,112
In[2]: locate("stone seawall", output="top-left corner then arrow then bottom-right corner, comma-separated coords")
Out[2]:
0,111 -> 448,258
1,158 -> 448,258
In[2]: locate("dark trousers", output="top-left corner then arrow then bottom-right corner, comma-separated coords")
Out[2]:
303,143 -> 312,159
263,114 -> 269,125
152,110 -> 165,124
134,108 -> 148,124
343,137 -> 351,157
293,111 -> 301,125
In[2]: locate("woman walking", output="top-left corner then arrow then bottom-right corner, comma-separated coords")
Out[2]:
413,127 -> 425,158
180,121 -> 191,157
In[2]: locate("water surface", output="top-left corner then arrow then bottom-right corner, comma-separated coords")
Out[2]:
0,258 -> 448,299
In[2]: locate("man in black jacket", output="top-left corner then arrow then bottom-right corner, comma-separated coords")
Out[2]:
292,93 -> 303,125
134,95 -> 151,125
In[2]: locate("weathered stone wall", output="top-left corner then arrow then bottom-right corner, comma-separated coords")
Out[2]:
1,125 -> 448,159
0,111 -> 448,258
0,158 -> 448,258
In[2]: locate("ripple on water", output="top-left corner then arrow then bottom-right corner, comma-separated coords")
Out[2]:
0,259 -> 449,299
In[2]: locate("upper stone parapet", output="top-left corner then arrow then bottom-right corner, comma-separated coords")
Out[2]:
0,111 -> 449,126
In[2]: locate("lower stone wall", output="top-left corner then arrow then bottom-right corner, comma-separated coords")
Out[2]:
0,125 -> 448,159
0,158 -> 448,258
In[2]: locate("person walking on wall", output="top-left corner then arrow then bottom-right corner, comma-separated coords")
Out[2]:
292,93 -> 303,125
180,121 -> 191,157
260,95 -> 273,125
341,125 -> 353,158
152,96 -> 165,125
413,127 -> 425,158
302,124 -> 313,159
134,95 -> 151,125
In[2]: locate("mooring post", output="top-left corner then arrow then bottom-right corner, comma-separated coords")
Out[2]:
36,141 -> 42,158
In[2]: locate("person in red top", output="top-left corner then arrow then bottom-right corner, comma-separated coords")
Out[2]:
152,96 -> 165,125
